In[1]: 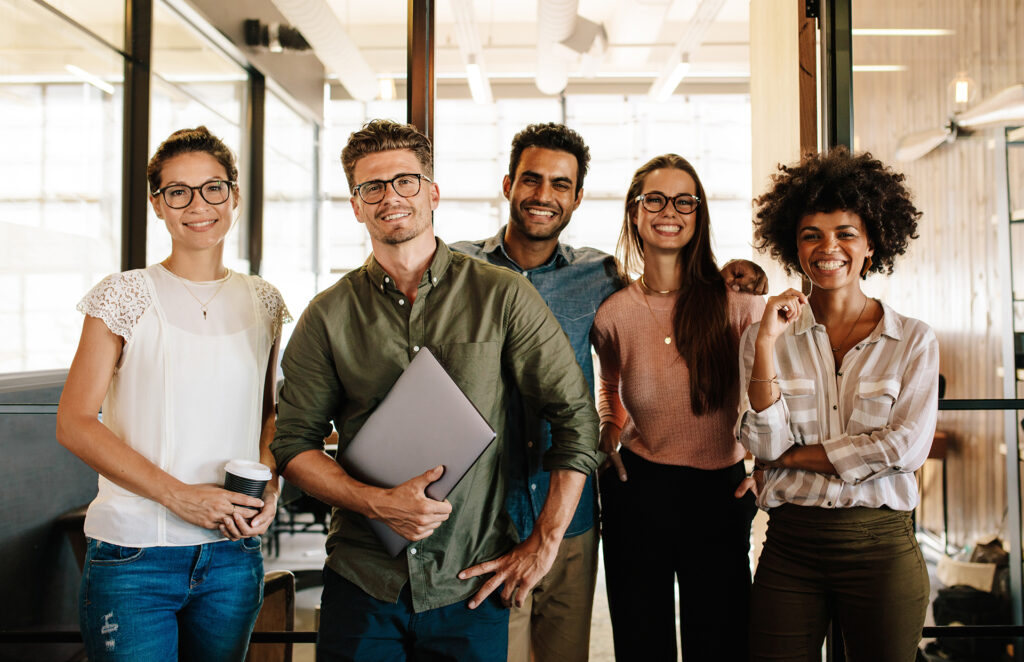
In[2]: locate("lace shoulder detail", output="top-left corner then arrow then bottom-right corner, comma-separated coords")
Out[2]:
252,276 -> 292,340
76,271 -> 152,343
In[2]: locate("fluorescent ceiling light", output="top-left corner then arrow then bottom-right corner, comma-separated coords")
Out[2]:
852,28 -> 953,36
466,55 -> 492,105
852,65 -> 907,73
650,55 -> 691,102
65,65 -> 114,95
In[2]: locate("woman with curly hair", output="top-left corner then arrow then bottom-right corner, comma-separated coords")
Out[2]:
591,154 -> 764,660
738,147 -> 938,661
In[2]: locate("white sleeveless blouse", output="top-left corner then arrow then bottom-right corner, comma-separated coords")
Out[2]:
76,264 -> 290,546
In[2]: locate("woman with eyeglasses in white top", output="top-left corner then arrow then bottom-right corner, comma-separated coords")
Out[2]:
738,148 -> 938,661
57,126 -> 289,661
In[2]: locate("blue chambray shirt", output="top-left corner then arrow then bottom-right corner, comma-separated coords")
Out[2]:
452,226 -> 622,538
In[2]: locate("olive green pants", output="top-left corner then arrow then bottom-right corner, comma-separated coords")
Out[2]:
749,504 -> 929,662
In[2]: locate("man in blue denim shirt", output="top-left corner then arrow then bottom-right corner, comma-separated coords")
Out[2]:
452,123 -> 612,662
453,123 -> 767,662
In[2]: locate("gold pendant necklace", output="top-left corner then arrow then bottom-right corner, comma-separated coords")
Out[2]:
827,296 -> 869,353
638,281 -> 674,345
165,264 -> 230,320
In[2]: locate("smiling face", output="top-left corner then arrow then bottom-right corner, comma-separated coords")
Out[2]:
797,210 -> 874,292
149,151 -> 238,252
349,149 -> 439,246
631,167 -> 698,254
504,147 -> 583,242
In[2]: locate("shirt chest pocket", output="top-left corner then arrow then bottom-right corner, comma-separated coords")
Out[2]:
848,376 -> 900,434
779,378 -> 820,444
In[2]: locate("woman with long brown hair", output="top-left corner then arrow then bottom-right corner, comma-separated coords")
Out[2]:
591,154 -> 763,660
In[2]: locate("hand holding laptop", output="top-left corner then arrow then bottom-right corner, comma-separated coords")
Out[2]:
367,464 -> 452,541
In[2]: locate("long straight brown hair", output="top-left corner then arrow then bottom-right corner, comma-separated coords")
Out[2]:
615,154 -> 737,415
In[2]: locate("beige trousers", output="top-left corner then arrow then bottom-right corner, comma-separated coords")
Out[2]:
507,527 -> 599,662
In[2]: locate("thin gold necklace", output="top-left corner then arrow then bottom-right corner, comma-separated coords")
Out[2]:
639,273 -> 679,295
826,296 -> 869,353
164,264 -> 230,320
638,282 -> 674,345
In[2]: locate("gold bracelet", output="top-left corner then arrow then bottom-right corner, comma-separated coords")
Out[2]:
749,375 -> 778,384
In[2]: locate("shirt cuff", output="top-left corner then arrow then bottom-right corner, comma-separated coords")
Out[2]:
738,397 -> 790,460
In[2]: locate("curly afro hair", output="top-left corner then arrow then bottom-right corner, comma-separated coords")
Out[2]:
753,147 -> 921,277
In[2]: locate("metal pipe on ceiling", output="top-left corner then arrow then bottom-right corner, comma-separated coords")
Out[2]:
271,0 -> 378,101
536,0 -> 578,95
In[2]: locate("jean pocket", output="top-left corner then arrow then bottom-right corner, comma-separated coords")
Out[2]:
240,536 -> 262,553
88,539 -> 146,565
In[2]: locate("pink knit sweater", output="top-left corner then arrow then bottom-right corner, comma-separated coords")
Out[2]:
590,281 -> 765,468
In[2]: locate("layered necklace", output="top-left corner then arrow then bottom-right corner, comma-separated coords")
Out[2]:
638,274 -> 680,346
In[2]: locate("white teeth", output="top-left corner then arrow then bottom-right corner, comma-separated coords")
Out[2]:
815,260 -> 845,269
185,220 -> 215,228
527,209 -> 555,217
654,224 -> 680,233
383,213 -> 409,221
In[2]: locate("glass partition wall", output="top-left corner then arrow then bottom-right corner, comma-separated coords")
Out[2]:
0,0 -> 125,372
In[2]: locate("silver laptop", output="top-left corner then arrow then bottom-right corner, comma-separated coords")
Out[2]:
340,347 -> 497,556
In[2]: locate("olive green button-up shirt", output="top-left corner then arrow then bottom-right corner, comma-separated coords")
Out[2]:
272,239 -> 601,612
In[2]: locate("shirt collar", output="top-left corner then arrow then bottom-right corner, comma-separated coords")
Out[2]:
794,297 -> 903,343
482,224 -> 573,270
366,237 -> 453,291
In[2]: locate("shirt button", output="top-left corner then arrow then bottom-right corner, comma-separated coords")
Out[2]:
530,483 -> 537,491
432,277 -> 438,284
398,299 -> 405,306
413,345 -> 420,352
837,371 -> 843,376
527,441 -> 534,448
410,548 -> 417,555
827,501 -> 833,506
384,276 -> 390,283
832,405 -> 838,410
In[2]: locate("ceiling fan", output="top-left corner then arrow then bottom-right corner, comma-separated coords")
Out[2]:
894,83 -> 1024,161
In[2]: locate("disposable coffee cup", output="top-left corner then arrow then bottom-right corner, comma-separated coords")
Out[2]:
223,460 -> 272,500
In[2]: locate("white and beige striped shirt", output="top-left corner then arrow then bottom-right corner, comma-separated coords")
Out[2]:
736,300 -> 939,511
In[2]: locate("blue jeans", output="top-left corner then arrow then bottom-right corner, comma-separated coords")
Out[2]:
317,567 -> 509,662
79,537 -> 264,662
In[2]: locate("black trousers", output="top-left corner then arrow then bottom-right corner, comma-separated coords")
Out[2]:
599,449 -> 756,661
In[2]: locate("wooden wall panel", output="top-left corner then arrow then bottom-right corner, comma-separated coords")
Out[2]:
850,0 -> 1024,547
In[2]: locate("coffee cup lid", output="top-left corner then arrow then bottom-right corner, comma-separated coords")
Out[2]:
224,460 -> 272,481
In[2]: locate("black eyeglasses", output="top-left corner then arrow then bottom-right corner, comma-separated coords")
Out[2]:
352,174 -> 431,204
635,192 -> 701,215
153,180 -> 236,209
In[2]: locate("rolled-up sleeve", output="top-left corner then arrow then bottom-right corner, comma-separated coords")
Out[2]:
736,323 -> 796,461
821,329 -> 939,484
271,301 -> 343,473
502,280 -> 602,475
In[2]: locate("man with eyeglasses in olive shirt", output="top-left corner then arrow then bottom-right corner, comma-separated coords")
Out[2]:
270,119 -> 601,662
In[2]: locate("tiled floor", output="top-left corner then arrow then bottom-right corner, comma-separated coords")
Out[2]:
264,514 -> 946,662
